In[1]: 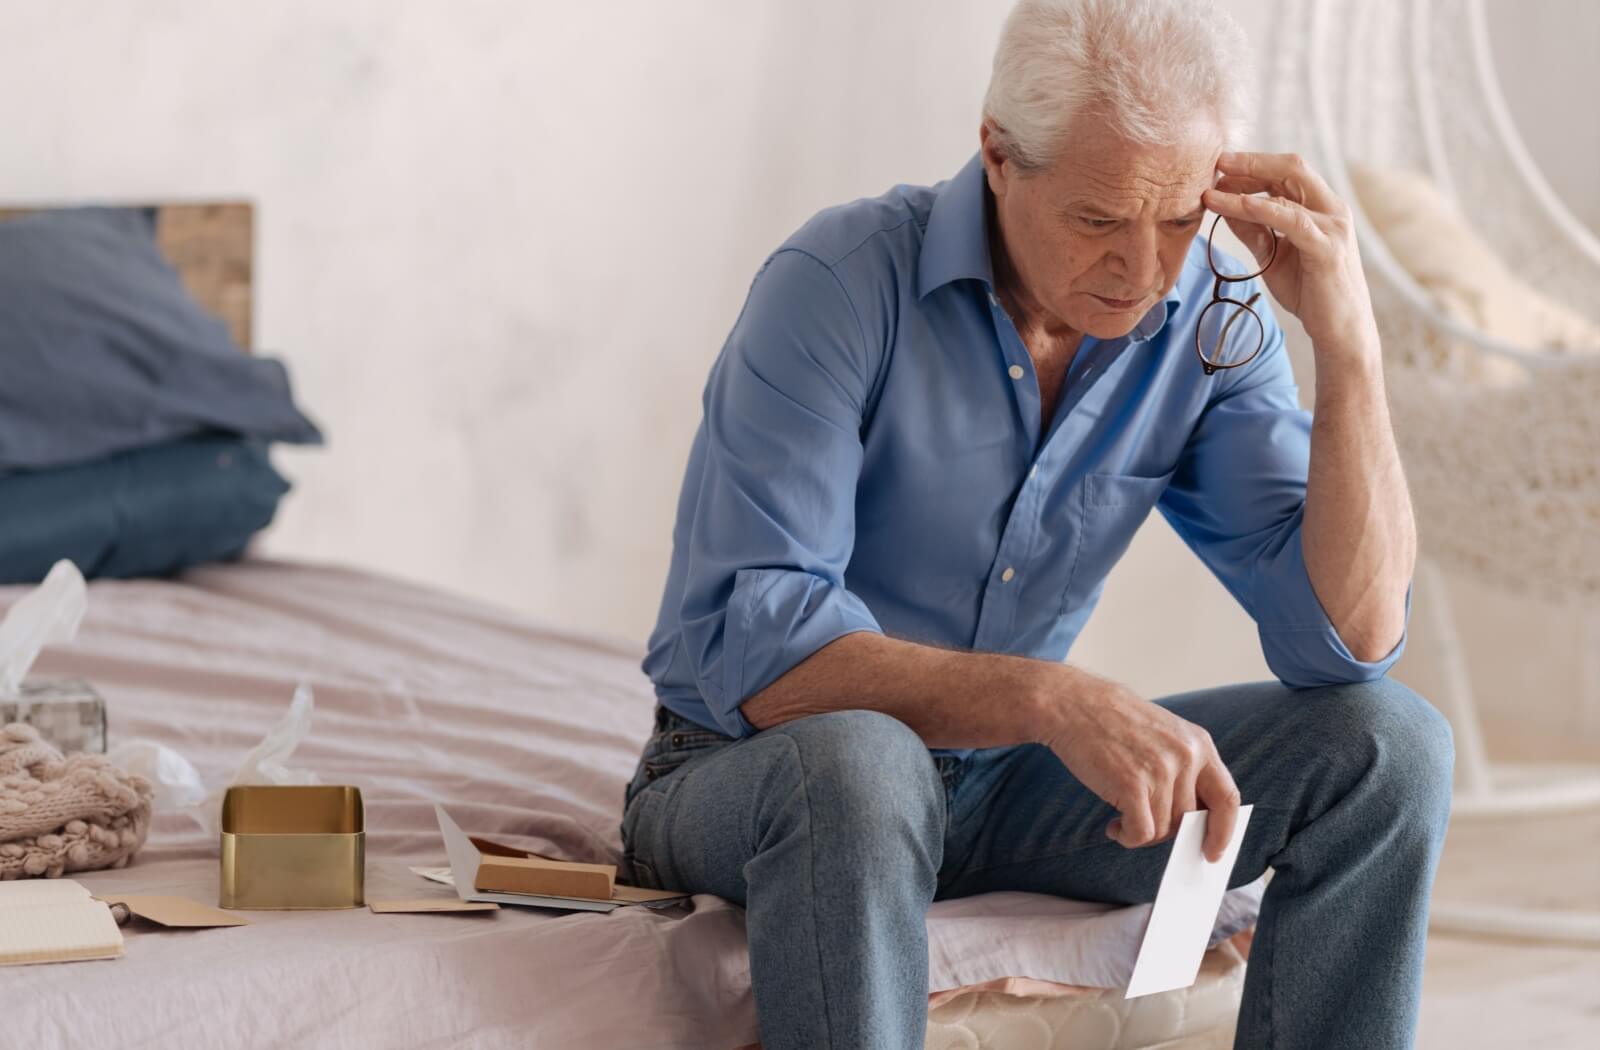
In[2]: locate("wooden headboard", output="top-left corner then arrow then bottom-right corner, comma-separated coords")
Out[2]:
0,203 -> 255,351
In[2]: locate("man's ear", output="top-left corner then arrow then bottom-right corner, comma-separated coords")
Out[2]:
979,121 -> 1013,200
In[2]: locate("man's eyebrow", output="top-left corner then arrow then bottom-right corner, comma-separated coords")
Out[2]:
1061,202 -> 1126,219
1059,202 -> 1207,220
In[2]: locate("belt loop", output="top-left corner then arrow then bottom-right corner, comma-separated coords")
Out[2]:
937,755 -> 965,799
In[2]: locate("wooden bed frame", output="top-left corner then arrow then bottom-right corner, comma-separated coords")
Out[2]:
0,203 -> 255,351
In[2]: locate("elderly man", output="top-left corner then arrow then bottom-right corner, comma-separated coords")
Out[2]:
623,0 -> 1454,1047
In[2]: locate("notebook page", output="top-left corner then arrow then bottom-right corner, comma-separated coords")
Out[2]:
0,879 -> 124,966
0,878 -> 97,906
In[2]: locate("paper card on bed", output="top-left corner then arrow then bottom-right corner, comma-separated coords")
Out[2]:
434,804 -> 616,911
469,833 -> 616,899
1125,804 -> 1253,1000
409,862 -> 685,910
434,804 -> 688,912
610,884 -> 690,905
95,894 -> 251,928
369,898 -> 499,914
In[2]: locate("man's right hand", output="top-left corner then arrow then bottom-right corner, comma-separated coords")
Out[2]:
1037,673 -> 1242,863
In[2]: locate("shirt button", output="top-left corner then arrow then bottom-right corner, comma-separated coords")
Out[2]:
1008,364 -> 1024,380
1001,567 -> 1016,582
1029,465 -> 1038,480
989,293 -> 1001,307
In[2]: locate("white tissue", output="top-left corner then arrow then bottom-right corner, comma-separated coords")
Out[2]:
110,683 -> 321,838
0,567 -> 321,841
200,682 -> 321,837
0,560 -> 88,697
106,738 -> 210,814
222,682 -> 320,791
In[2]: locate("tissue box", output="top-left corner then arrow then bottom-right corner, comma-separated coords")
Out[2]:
220,786 -> 365,910
0,679 -> 106,754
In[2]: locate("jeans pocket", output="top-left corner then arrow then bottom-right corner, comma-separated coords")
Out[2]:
642,755 -> 689,783
1061,469 -> 1176,617
639,725 -> 730,786
621,786 -> 666,889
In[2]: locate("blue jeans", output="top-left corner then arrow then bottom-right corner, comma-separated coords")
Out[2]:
620,678 -> 1454,1049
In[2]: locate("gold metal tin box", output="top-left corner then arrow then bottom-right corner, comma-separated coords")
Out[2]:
220,786 -> 365,910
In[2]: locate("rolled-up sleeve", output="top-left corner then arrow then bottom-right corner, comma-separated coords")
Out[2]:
1157,287 -> 1410,688
675,249 -> 884,737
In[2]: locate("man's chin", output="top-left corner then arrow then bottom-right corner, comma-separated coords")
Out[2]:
1070,295 -> 1151,340
1077,314 -> 1143,340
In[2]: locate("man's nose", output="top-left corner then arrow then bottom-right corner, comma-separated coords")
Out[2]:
1106,226 -> 1163,288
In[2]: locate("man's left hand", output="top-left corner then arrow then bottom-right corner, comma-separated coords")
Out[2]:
1202,152 -> 1379,355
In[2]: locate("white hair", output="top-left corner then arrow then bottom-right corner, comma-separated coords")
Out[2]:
982,0 -> 1255,171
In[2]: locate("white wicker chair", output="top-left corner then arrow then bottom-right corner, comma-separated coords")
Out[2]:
1262,0 -> 1600,943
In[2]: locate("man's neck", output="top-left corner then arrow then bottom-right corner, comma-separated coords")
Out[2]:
985,191 -> 1085,352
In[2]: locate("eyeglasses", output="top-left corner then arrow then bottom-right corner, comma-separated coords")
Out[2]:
1194,213 -> 1277,375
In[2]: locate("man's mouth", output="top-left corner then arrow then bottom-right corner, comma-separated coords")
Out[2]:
1089,293 -> 1143,310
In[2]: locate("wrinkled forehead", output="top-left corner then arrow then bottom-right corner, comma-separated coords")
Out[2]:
1045,131 -> 1222,219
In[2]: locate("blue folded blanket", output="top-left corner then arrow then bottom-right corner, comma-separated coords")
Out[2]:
0,435 -> 290,584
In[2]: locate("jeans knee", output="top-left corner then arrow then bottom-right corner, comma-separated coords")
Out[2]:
780,709 -> 932,779
767,709 -> 943,866
1307,678 -> 1455,814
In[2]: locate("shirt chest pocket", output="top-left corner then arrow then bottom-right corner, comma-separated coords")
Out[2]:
1059,469 -> 1177,617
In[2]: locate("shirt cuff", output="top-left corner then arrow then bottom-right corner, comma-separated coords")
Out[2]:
1252,515 -> 1412,687
709,566 -> 883,738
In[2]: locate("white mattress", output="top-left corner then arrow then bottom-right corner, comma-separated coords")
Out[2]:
927,938 -> 1248,1050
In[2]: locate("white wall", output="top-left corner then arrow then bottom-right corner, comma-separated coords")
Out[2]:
1487,0 -> 1600,236
2,0 -> 1014,640
2,0 -> 1592,735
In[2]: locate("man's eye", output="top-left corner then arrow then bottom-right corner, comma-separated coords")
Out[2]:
1169,215 -> 1204,228
1080,217 -> 1117,229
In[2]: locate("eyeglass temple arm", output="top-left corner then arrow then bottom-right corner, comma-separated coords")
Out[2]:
1215,292 -> 1262,349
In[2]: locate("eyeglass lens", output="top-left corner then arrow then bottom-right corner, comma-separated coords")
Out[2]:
1197,298 -> 1265,370
1197,213 -> 1274,371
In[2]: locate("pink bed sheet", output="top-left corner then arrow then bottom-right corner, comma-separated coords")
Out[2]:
0,560 -> 1258,1049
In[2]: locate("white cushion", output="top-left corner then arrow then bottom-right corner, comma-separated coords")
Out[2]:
1349,163 -> 1600,386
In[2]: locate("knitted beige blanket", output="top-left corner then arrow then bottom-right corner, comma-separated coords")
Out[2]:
0,722 -> 153,879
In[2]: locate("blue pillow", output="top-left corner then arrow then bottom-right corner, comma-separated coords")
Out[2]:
0,435 -> 290,584
0,208 -> 323,471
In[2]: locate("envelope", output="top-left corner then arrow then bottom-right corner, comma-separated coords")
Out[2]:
434,804 -> 688,913
94,894 -> 250,928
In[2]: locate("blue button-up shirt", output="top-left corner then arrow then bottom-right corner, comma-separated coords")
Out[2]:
644,153 -> 1409,745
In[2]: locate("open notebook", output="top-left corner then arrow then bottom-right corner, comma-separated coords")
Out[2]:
0,879 -> 124,966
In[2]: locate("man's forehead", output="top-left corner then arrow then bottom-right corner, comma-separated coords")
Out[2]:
1043,121 -> 1221,201
1053,146 -> 1218,214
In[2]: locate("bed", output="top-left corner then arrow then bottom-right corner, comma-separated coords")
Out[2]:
0,204 -> 1257,1050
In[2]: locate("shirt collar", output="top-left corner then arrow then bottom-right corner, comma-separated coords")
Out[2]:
917,151 -> 1184,343
917,153 -> 995,299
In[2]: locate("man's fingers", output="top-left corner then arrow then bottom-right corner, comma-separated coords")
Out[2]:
1171,769 -> 1199,845
1110,796 -> 1156,848
1223,215 -> 1281,271
1148,777 -> 1174,844
1211,173 -> 1273,196
1211,175 -> 1289,257
1203,188 -> 1326,255
1215,151 -> 1340,212
1196,761 -> 1242,863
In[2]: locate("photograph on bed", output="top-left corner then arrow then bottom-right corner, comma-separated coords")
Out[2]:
1,1 -> 1595,1049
